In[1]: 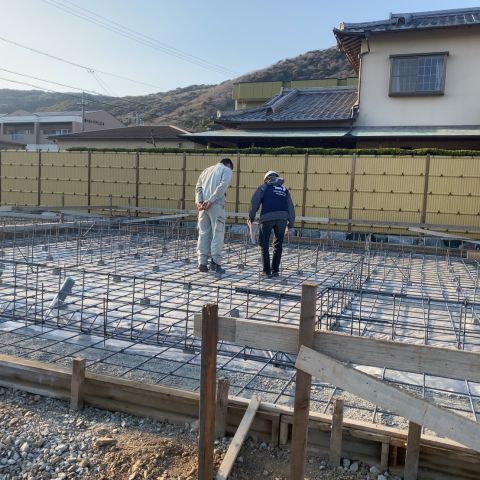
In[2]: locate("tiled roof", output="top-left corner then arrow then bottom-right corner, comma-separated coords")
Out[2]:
217,87 -> 358,124
50,125 -> 190,140
335,7 -> 480,72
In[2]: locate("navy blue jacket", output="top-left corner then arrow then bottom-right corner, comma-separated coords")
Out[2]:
248,177 -> 295,226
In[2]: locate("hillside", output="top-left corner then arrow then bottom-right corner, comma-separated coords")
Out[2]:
0,47 -> 354,131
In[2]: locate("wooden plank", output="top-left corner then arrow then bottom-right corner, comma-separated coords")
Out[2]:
70,357 -> 86,410
329,398 -> 344,466
193,316 -> 480,383
290,283 -> 317,480
216,395 -> 260,480
296,346 -> 480,452
198,304 -> 218,480
405,421 -> 422,480
215,377 -> 230,439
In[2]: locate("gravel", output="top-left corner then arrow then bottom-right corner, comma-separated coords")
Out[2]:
0,387 -> 403,480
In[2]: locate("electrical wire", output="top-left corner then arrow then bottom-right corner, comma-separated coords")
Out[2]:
0,67 -> 106,96
43,0 -> 238,76
0,35 -> 164,92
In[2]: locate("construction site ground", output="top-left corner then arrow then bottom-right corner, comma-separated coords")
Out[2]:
0,388 -> 399,480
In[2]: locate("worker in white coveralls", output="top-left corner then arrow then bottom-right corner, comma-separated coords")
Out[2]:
195,158 -> 234,274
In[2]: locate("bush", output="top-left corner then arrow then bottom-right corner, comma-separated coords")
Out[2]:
65,146 -> 480,156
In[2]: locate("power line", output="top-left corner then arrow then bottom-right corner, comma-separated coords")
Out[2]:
0,67 -> 106,96
0,35 -> 164,92
43,0 -> 238,76
0,75 -> 120,111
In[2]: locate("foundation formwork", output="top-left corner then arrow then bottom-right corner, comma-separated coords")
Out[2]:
0,215 -> 478,434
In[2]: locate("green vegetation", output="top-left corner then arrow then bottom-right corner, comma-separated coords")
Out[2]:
66,146 -> 480,156
0,47 -> 354,131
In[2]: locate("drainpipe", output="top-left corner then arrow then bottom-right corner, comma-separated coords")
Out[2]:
355,32 -> 371,123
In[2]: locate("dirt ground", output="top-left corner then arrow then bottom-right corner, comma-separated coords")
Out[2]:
0,388 -> 398,480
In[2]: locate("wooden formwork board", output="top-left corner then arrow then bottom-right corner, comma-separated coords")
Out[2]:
0,353 -> 479,479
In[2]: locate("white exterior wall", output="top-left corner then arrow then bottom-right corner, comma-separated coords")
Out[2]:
357,27 -> 480,126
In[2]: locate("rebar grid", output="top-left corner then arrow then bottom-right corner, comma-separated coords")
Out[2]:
0,217 -> 478,429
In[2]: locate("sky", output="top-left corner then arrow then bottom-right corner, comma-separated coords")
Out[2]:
0,0 -> 474,98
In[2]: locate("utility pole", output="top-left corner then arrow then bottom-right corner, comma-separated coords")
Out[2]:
78,91 -> 86,132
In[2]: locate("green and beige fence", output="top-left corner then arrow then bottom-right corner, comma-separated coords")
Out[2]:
0,151 -> 479,234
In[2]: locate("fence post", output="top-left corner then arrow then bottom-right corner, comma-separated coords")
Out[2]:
87,151 -> 92,212
235,153 -> 241,213
135,152 -> 140,216
421,154 -> 431,225
347,153 -> 357,232
404,421 -> 422,480
0,150 -> 3,205
329,398 -> 344,466
198,303 -> 218,480
290,282 -> 317,480
181,152 -> 187,210
37,150 -> 42,206
301,153 -> 309,230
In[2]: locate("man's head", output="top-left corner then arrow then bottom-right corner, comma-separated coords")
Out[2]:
264,170 -> 279,182
220,158 -> 234,170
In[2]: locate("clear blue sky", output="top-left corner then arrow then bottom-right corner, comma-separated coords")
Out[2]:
0,0 -> 472,97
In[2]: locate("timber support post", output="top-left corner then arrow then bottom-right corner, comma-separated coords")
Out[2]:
329,398 -> 344,466
215,376 -> 230,439
70,357 -> 86,410
290,282 -> 317,479
198,303 -> 218,480
404,421 -> 422,480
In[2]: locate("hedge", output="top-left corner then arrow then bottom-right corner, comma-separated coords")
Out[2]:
65,146 -> 480,156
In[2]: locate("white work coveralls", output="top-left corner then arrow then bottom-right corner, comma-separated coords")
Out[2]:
195,163 -> 233,266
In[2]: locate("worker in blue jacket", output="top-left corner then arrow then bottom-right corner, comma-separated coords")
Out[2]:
248,170 -> 295,277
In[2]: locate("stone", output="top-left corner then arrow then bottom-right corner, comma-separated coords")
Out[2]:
54,445 -> 68,455
350,462 -> 359,472
94,437 -> 117,448
370,466 -> 381,474
378,476 -> 388,480
342,458 -> 351,468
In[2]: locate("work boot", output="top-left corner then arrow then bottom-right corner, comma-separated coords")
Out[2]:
198,264 -> 208,273
261,271 -> 272,279
271,271 -> 279,278
210,260 -> 226,274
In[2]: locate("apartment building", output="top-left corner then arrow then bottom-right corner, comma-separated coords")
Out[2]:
0,110 -> 124,151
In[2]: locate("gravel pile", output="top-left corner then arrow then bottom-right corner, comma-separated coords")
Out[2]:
0,387 -> 402,480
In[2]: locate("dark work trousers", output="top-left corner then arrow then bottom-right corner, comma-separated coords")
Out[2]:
258,219 -> 288,274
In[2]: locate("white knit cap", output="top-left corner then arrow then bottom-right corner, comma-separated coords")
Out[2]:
264,170 -> 279,180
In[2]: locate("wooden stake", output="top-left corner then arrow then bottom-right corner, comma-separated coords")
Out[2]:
215,377 -> 230,439
329,398 -> 344,466
198,303 -> 218,480
290,282 -> 317,480
380,442 -> 390,470
404,421 -> 422,480
70,357 -> 86,410
216,395 -> 260,480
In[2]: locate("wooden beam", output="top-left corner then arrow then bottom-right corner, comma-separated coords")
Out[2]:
70,357 -> 86,410
193,315 -> 480,383
329,398 -> 344,466
296,346 -> 480,452
290,283 -> 317,480
215,377 -> 230,439
404,421 -> 422,480
198,304 -> 219,480
215,395 -> 260,480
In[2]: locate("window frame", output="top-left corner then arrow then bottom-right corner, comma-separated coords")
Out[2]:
389,52 -> 449,97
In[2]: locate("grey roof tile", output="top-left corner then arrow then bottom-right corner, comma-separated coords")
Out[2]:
50,125 -> 189,140
217,87 -> 358,124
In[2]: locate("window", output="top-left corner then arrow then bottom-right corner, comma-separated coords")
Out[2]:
389,53 -> 448,96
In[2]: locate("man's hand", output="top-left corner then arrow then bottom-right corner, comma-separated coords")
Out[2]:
285,225 -> 290,235
195,202 -> 204,211
202,200 -> 212,210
